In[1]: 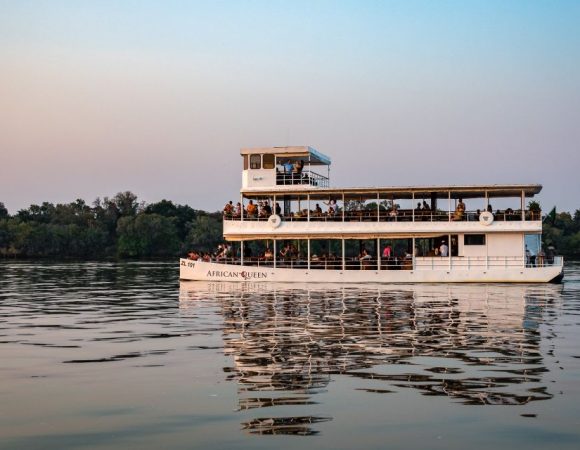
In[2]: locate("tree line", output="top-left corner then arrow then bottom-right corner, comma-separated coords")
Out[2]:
0,194 -> 579,259
0,192 -> 223,258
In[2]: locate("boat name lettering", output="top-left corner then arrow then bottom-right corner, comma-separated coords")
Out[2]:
206,270 -> 268,280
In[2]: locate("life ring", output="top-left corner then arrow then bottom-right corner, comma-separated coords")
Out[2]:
268,214 -> 282,228
479,211 -> 494,225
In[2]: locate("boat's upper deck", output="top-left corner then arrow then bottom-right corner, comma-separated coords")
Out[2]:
241,146 -> 331,190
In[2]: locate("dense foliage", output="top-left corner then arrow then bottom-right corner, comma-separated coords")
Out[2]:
1,195 -> 579,259
542,210 -> 580,258
0,193 -> 222,258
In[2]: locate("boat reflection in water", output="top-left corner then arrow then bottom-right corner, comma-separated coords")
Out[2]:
179,282 -> 561,435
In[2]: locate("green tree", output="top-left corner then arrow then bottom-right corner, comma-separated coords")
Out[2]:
117,213 -> 179,257
183,215 -> 223,253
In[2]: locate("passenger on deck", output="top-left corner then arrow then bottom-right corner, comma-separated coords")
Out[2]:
233,202 -> 242,218
246,200 -> 257,217
324,199 -> 337,216
263,202 -> 272,216
487,204 -> 493,213
422,201 -> 430,211
284,160 -> 293,174
382,245 -> 392,258
293,160 -> 304,174
314,203 -> 323,216
453,198 -> 466,221
275,202 -> 281,215
359,248 -> 372,269
223,201 -> 233,217
439,240 -> 449,257
264,248 -> 273,260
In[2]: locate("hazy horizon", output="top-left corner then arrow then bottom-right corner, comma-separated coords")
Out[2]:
1,0 -> 579,214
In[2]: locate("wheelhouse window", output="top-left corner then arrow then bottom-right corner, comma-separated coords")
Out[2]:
464,234 -> 486,245
263,154 -> 275,169
250,154 -> 261,169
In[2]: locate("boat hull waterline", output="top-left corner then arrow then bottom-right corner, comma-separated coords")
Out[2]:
179,259 -> 563,283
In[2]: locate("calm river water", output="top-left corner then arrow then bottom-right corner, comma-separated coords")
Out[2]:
1,261 -> 579,449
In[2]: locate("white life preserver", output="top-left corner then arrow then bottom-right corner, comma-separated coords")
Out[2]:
479,211 -> 494,225
268,214 -> 282,228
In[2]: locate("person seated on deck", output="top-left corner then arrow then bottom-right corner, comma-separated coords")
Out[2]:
388,206 -> 398,221
422,201 -> 430,211
202,252 -> 212,262
324,198 -> 337,216
453,198 -> 466,221
263,201 -> 272,216
264,248 -> 274,260
246,200 -> 257,218
187,251 -> 199,261
314,203 -> 323,217
275,202 -> 281,215
505,207 -> 514,220
359,248 -> 372,270
279,244 -> 290,259
487,204 -> 493,214
223,200 -> 233,218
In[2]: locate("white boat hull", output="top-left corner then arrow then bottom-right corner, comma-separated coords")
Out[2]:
179,259 -> 563,283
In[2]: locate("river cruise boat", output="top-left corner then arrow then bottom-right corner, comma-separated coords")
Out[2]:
180,146 -> 563,283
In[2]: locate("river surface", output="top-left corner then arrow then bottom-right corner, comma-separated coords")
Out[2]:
1,261 -> 579,449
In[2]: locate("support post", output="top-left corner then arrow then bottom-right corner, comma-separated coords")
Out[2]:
240,241 -> 244,266
521,190 -> 525,221
448,191 -> 451,222
377,192 -> 380,222
240,193 -> 244,222
412,192 -> 415,222
307,238 -> 311,270
307,194 -> 310,221
342,238 -> 345,271
377,238 -> 381,270
342,192 -> 345,222
448,233 -> 452,269
412,236 -> 416,270
273,239 -> 276,269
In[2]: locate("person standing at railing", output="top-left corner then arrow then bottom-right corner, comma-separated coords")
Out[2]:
537,248 -> 545,267
246,200 -> 257,218
439,240 -> 449,257
284,160 -> 293,174
233,202 -> 242,219
223,200 -> 233,218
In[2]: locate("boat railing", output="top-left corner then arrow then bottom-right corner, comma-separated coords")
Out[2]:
275,170 -> 329,188
225,209 -> 542,223
200,255 -> 563,270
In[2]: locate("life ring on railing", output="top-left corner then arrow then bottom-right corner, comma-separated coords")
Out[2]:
479,211 -> 494,225
268,214 -> 282,228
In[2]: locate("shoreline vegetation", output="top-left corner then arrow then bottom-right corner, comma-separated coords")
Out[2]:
1,192 -> 579,259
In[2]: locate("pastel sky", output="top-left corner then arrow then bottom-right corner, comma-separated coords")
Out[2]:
1,0 -> 579,213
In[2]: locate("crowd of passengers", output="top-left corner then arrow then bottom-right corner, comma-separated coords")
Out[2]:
224,197 -> 532,221
187,240 -> 455,270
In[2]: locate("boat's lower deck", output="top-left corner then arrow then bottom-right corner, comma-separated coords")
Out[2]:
179,258 -> 564,283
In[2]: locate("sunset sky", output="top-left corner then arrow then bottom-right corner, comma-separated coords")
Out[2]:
1,0 -> 579,213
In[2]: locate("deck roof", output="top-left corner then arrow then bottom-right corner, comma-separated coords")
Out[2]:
241,183 -> 542,199
240,146 -> 331,166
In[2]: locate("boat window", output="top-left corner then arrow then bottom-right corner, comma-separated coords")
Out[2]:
263,154 -> 275,169
243,155 -> 248,170
250,154 -> 261,169
464,234 -> 486,245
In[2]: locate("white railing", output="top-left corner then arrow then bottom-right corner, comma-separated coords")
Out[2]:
195,255 -> 563,270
